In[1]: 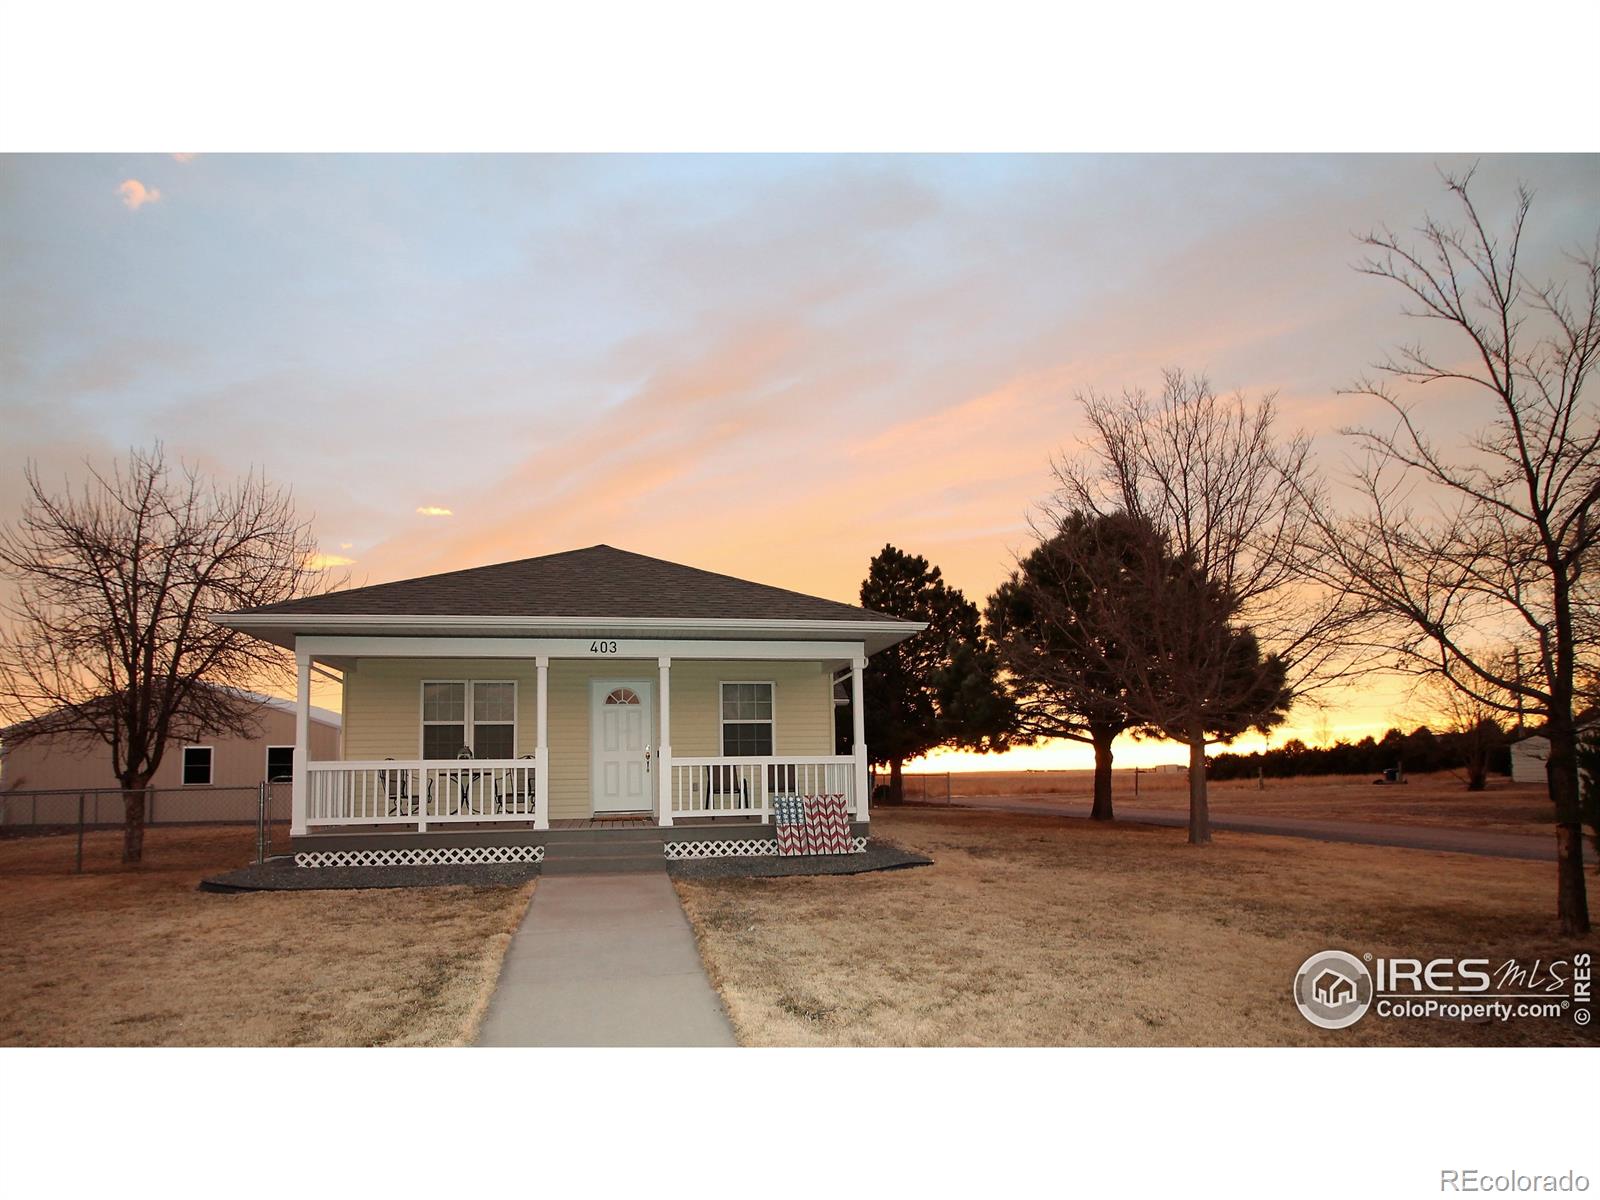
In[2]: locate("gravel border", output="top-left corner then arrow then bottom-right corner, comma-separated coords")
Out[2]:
199,857 -> 540,892
667,839 -> 930,880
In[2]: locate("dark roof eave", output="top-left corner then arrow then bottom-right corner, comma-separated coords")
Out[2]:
209,611 -> 926,655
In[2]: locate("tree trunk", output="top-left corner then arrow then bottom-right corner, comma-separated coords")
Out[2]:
120,776 -> 151,864
1089,729 -> 1115,821
888,757 -> 904,805
1545,716 -> 1591,936
1187,731 -> 1211,845
1466,759 -> 1488,791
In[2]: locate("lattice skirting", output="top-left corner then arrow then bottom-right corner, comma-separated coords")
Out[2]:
295,845 -> 545,868
664,835 -> 868,860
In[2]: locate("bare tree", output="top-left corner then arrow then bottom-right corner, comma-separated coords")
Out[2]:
1415,674 -> 1508,792
1303,169 -> 1599,933
0,445 -> 332,862
1053,370 -> 1362,842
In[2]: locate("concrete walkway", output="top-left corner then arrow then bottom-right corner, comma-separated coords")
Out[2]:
940,796 -> 1584,863
475,871 -> 737,1047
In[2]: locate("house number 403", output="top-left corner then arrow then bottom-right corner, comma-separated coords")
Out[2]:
589,641 -> 619,654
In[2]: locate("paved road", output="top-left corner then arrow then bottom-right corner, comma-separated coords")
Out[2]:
935,795 -> 1581,863
475,871 -> 737,1047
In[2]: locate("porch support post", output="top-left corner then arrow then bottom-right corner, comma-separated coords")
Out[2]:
851,653 -> 869,824
657,656 -> 673,827
291,649 -> 310,836
534,656 -> 549,830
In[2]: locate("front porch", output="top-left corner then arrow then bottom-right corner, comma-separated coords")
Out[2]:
298,752 -> 865,831
284,635 -> 873,851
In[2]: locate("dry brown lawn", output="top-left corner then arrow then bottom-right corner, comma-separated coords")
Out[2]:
676,808 -> 1598,1047
0,826 -> 531,1046
906,769 -> 1554,835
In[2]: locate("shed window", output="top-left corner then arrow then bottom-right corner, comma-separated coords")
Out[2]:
182,746 -> 213,786
721,682 -> 774,757
265,746 -> 294,783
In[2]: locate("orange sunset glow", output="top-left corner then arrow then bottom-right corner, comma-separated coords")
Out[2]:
4,153 -> 1596,770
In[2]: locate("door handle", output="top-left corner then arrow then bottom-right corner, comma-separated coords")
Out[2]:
645,747 -> 652,774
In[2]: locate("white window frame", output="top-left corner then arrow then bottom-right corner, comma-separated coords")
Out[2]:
419,679 -> 518,760
181,745 -> 214,786
264,744 -> 295,783
718,680 -> 776,758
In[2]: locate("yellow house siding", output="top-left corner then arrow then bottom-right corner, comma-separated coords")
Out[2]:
340,658 -> 544,761
663,660 -> 833,757
340,656 -> 836,819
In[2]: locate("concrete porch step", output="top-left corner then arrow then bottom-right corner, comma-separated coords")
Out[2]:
540,852 -> 666,876
540,829 -> 666,876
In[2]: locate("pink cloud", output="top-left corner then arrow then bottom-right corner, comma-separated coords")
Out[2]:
116,179 -> 161,210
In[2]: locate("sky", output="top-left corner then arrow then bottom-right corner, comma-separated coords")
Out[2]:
2,153 -> 1597,770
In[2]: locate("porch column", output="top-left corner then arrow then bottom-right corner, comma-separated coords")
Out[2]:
657,656 -> 673,827
851,654 -> 869,823
291,649 -> 311,836
534,656 -> 549,830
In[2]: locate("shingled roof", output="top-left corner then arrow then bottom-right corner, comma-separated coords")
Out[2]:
226,545 -> 902,624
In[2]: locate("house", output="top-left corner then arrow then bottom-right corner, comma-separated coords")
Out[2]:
212,545 -> 924,867
0,690 -> 341,826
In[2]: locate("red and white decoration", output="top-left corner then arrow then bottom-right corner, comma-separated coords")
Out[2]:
801,793 -> 852,854
774,793 -> 809,856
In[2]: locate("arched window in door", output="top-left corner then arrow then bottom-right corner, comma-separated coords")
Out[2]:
604,687 -> 641,706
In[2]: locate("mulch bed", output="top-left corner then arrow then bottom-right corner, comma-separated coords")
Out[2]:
667,839 -> 931,880
199,857 -> 539,892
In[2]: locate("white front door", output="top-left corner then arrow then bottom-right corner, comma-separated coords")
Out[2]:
590,680 -> 654,813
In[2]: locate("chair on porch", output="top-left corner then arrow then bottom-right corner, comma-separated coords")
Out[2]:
380,758 -> 415,817
451,745 -> 477,815
704,764 -> 750,811
494,755 -> 537,816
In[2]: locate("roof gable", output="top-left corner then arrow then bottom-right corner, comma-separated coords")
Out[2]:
228,545 -> 901,624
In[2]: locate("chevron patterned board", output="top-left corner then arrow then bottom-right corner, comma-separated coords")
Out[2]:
801,793 -> 852,855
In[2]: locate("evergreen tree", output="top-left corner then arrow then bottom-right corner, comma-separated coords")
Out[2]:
987,512 -> 1160,820
859,545 -> 1012,802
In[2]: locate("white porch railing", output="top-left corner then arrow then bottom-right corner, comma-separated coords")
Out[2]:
305,759 -> 543,828
667,756 -> 857,821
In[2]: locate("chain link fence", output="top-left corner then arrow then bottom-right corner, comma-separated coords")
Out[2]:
0,783 -> 291,873
871,770 -> 954,804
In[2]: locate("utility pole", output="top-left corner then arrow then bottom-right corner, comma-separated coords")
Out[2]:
1512,648 -> 1528,734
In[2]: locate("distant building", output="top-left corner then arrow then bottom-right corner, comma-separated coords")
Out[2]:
1508,712 -> 1596,784
0,691 -> 341,795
